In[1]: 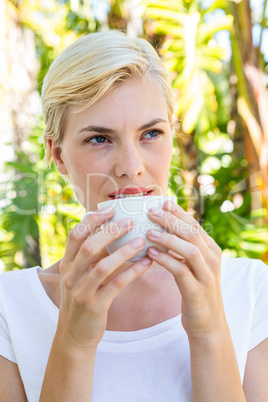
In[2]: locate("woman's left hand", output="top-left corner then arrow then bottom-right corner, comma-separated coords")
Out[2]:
146,200 -> 225,340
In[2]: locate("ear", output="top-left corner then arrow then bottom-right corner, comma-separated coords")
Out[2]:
47,139 -> 68,175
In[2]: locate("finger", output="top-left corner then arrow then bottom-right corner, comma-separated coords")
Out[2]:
148,207 -> 208,255
167,249 -> 185,261
77,234 -> 147,292
64,218 -> 134,288
63,208 -> 114,265
147,230 -> 209,281
96,257 -> 153,311
89,248 -> 110,269
163,201 -> 196,225
162,200 -> 216,247
146,247 -> 198,297
163,201 -> 222,260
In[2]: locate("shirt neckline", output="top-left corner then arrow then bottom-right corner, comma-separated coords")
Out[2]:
100,315 -> 183,351
103,314 -> 181,341
30,266 -> 182,338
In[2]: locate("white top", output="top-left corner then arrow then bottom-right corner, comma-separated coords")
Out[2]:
0,256 -> 268,401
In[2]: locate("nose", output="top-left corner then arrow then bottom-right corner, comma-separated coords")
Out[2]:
114,143 -> 145,178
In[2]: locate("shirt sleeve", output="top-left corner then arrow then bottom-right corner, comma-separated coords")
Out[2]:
0,304 -> 17,363
248,259 -> 268,351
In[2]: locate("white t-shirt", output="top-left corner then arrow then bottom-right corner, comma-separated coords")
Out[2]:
0,256 -> 268,401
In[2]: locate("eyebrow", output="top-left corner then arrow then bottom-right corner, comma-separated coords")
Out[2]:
76,118 -> 168,135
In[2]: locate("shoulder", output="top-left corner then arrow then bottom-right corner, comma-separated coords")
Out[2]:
221,255 -> 268,287
0,266 -> 40,285
221,254 -> 267,271
220,256 -> 268,359
0,267 -> 41,305
220,255 -> 268,314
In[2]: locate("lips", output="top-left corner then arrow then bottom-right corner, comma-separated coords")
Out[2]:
108,187 -> 153,198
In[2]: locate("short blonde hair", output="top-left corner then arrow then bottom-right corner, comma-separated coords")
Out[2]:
42,30 -> 174,166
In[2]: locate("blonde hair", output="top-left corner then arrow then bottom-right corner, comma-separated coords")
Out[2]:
42,30 -> 174,167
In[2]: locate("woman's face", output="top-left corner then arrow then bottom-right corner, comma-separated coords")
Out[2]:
50,77 -> 173,211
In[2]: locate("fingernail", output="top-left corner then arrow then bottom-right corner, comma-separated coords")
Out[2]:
148,247 -> 159,256
148,229 -> 161,238
141,257 -> 152,266
98,206 -> 113,214
150,207 -> 164,216
131,237 -> 144,248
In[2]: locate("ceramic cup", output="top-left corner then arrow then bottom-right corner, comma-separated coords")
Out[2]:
94,195 -> 177,263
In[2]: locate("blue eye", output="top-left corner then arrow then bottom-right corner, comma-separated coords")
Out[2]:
143,129 -> 164,139
84,129 -> 164,146
84,136 -> 109,145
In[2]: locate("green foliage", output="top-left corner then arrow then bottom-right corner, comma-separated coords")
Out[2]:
145,0 -> 232,133
0,119 -> 82,270
203,162 -> 268,258
145,0 -> 268,262
19,0 -> 98,95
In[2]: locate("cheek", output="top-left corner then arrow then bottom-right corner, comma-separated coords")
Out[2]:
156,140 -> 173,164
148,145 -> 172,180
66,149 -> 105,175
159,142 -> 173,177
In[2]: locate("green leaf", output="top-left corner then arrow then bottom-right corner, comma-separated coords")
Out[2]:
202,0 -> 234,14
145,0 -> 185,13
241,241 -> 268,253
196,131 -> 231,154
197,15 -> 233,43
240,230 -> 268,243
148,20 -> 184,36
198,56 -> 223,73
145,8 -> 185,24
5,161 -> 35,174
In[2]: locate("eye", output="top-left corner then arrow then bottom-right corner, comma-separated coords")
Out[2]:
142,129 -> 164,140
83,129 -> 165,146
84,135 -> 110,145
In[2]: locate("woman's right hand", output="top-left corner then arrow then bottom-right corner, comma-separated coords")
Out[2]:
55,207 -> 152,351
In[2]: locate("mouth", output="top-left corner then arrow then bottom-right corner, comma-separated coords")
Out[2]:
108,190 -> 153,199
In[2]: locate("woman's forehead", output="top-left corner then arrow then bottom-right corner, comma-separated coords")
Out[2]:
67,79 -> 169,129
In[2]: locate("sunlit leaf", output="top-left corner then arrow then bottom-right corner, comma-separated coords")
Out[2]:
181,72 -> 204,133
148,20 -> 184,36
241,241 -> 268,253
195,131 -> 231,154
240,230 -> 268,242
202,0 -> 235,14
144,8 -> 185,23
145,0 -> 185,13
197,15 -> 233,43
198,56 -> 223,73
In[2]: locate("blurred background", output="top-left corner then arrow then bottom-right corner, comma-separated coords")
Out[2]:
0,0 -> 268,271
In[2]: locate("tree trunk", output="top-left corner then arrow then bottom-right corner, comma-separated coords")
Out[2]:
230,0 -> 268,223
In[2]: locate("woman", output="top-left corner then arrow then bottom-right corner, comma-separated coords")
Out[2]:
0,30 -> 268,402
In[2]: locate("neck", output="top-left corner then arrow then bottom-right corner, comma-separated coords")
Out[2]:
106,261 -> 182,331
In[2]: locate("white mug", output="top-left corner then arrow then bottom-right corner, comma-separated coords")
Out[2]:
95,195 -> 177,263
